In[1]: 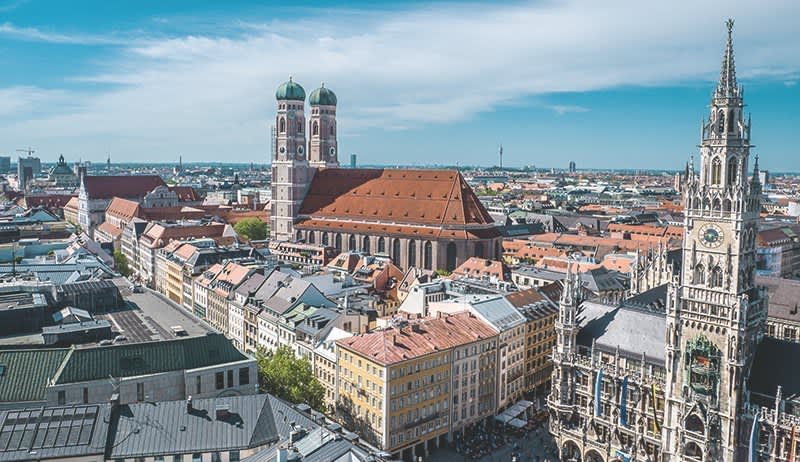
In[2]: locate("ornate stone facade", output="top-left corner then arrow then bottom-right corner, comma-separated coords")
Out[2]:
547,21 -> 800,462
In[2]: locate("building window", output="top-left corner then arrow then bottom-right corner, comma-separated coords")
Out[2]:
216,372 -> 225,390
82,387 -> 89,404
229,451 -> 241,462
211,452 -> 222,462
446,242 -> 457,271
192,454 -> 202,462
227,369 -> 234,388
196,376 -> 202,394
711,157 -> 722,185
137,383 -> 145,402
423,241 -> 432,270
377,237 -> 385,253
279,117 -> 286,133
408,240 -> 416,267
239,367 -> 250,386
57,390 -> 65,405
172,456 -> 184,462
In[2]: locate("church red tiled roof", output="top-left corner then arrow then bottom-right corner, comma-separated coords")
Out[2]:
295,168 -> 498,239
82,175 -> 166,199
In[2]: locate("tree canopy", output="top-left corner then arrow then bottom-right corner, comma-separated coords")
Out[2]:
256,346 -> 325,411
113,250 -> 131,277
233,217 -> 268,241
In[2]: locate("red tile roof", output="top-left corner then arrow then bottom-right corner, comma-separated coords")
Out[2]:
105,198 -> 143,221
296,168 -> 498,239
337,312 -> 497,366
451,257 -> 511,281
82,175 -> 166,199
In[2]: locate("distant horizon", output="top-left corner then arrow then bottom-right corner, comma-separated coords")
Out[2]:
1,1 -> 798,169
18,160 -> 800,176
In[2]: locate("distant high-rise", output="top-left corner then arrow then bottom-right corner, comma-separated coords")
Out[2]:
350,153 -> 357,168
17,154 -> 41,191
568,160 -> 576,173
0,156 -> 10,173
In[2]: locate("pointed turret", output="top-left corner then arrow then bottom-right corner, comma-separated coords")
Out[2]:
715,18 -> 740,100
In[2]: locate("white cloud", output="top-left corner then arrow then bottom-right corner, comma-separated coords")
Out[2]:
0,22 -> 129,45
1,0 -> 799,163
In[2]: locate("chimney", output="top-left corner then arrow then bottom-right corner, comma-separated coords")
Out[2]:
392,334 -> 397,345
109,393 -> 120,412
186,395 -> 193,412
276,445 -> 289,462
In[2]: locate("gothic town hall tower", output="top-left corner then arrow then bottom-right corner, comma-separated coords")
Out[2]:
662,19 -> 767,462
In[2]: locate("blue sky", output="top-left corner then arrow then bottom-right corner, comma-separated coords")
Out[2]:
0,0 -> 798,171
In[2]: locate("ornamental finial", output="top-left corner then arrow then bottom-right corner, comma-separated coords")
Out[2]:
726,18 -> 734,35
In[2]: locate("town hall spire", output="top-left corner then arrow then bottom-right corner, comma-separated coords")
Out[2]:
715,19 -> 739,100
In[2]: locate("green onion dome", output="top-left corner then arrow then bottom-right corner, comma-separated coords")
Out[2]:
275,76 -> 306,101
309,83 -> 337,106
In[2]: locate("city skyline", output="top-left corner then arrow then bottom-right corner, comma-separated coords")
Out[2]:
1,0 -> 799,169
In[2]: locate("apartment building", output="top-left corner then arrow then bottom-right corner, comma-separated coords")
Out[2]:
335,313 -> 497,461
137,221 -> 236,287
506,288 -> 558,394
204,261 -> 254,334
427,294 -> 527,410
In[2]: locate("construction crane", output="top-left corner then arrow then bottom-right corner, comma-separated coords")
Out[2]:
16,147 -> 34,157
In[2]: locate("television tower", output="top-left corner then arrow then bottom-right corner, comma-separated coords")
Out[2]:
498,144 -> 503,169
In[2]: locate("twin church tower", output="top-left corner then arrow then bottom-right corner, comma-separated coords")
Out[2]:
270,79 -> 339,240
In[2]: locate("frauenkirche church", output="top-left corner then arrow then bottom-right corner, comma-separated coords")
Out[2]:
269,81 -> 502,271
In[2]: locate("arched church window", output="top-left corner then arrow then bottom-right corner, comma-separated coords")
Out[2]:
423,241 -> 432,270
685,414 -> 705,435
349,235 -> 357,251
334,233 -> 342,251
279,117 -> 286,133
330,124 -> 335,136
474,242 -> 484,259
728,110 -> 736,133
726,157 -> 737,186
393,239 -> 401,264
363,236 -> 370,254
308,232 -> 315,244
312,121 -> 319,136
446,242 -> 457,271
377,237 -> 385,254
711,157 -> 722,185
710,266 -> 723,288
712,197 -> 721,213
322,232 -> 329,246
717,109 -> 725,135
408,240 -> 416,267
297,120 -> 303,134
694,264 -> 705,285
723,198 -> 732,212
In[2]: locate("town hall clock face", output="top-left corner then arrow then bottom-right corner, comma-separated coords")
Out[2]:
698,223 -> 724,248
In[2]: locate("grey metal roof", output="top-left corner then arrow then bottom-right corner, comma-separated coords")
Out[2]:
0,404 -> 110,461
468,295 -> 526,331
108,394 -> 318,458
577,300 -> 666,365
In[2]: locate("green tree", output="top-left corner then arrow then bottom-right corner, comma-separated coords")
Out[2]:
256,346 -> 325,410
113,250 -> 131,277
233,217 -> 268,241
